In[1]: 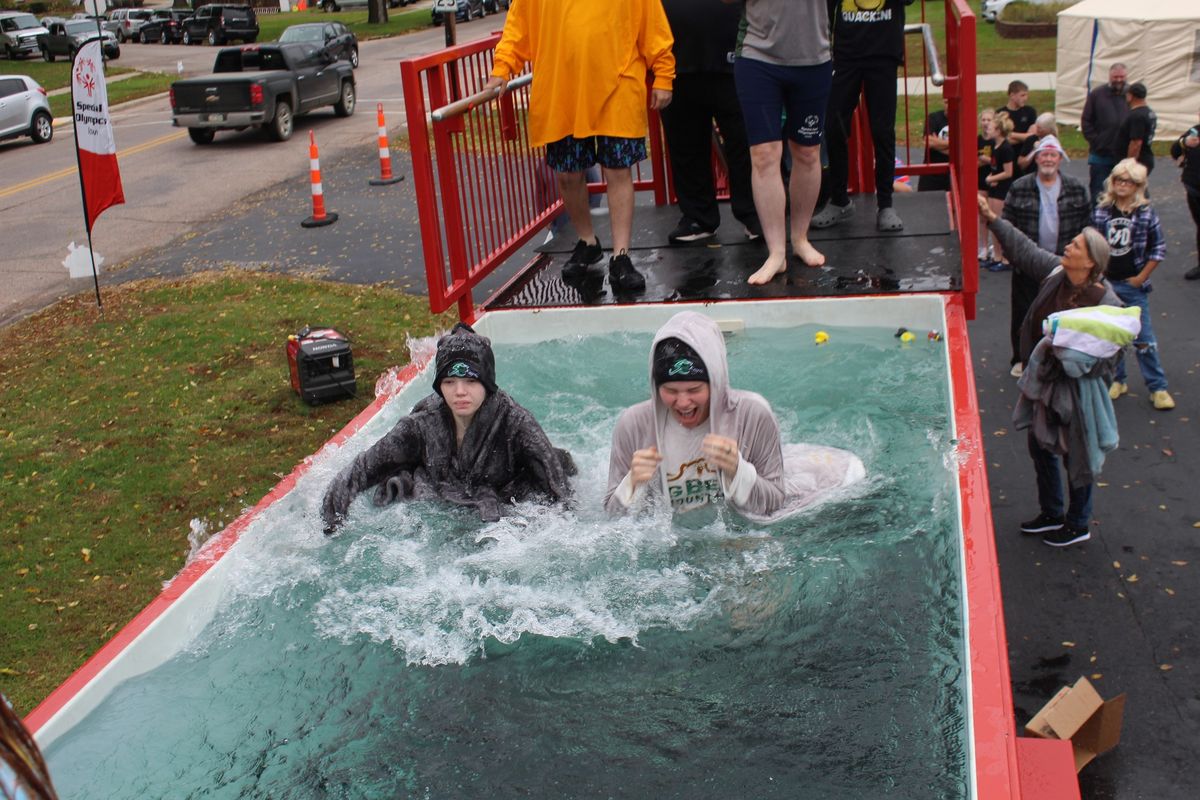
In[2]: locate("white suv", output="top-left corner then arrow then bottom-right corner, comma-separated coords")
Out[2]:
0,12 -> 49,60
981,0 -> 1063,23
0,74 -> 53,145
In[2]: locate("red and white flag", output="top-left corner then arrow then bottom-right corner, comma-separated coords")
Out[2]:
71,40 -> 124,233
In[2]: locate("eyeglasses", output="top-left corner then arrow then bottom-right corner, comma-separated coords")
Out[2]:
1112,176 -> 1140,186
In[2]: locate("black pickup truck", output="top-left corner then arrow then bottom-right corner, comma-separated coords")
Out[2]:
169,42 -> 355,145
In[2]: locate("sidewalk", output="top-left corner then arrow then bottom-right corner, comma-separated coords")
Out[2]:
902,70 -> 1054,95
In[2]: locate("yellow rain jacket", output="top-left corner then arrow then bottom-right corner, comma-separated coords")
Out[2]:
490,0 -> 676,147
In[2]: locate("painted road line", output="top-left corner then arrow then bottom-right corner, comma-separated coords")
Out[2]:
0,130 -> 188,200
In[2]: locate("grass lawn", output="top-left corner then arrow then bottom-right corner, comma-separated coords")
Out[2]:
905,3 -> 1059,75
49,71 -> 176,119
11,60 -> 135,92
257,7 -> 433,42
0,272 -> 450,714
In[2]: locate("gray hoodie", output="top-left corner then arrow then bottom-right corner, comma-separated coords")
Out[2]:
605,312 -> 864,522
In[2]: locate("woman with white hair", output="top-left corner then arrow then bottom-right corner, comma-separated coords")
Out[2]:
1092,158 -> 1174,410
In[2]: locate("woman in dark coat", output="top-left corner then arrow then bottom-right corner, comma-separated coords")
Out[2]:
321,323 -> 575,533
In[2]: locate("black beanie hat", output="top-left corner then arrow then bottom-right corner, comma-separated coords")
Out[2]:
653,338 -> 709,384
434,322 -> 498,394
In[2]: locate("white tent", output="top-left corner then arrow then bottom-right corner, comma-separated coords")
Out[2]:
1056,0 -> 1200,138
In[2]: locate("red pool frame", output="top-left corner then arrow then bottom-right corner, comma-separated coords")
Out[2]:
26,296 -> 1068,799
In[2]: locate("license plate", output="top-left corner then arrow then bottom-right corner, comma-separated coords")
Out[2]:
203,113 -> 226,122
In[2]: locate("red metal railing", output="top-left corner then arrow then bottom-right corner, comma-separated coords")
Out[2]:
400,37 -> 670,322
945,0 -> 979,319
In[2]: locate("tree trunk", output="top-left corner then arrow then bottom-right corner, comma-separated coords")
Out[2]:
368,0 -> 388,25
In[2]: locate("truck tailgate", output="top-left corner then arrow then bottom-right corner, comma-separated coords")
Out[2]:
173,82 -> 255,114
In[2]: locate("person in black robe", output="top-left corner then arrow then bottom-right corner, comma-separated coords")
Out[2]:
321,323 -> 575,533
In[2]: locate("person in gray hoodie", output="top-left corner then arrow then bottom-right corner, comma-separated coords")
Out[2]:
605,311 -> 864,523
322,323 -> 576,533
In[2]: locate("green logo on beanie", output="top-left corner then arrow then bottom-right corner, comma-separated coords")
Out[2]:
447,361 -> 473,378
668,358 -> 698,377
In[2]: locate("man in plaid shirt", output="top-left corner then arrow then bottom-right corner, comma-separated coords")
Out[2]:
1001,136 -> 1091,375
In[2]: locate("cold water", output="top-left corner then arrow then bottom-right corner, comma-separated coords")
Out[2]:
45,325 -> 969,799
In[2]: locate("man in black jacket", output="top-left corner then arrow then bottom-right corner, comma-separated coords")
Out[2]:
1001,135 -> 1090,374
659,0 -> 759,244
1172,110 -> 1200,279
1081,63 -> 1129,203
813,0 -> 913,233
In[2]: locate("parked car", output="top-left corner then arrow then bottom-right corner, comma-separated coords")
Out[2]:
431,0 -> 485,25
279,22 -> 358,69
0,74 -> 53,144
484,0 -> 509,11
181,5 -> 259,46
139,10 -> 191,45
40,16 -> 67,30
0,12 -> 49,60
107,8 -> 153,43
38,20 -> 121,61
980,0 -> 1061,23
170,42 -> 355,144
319,0 -> 412,10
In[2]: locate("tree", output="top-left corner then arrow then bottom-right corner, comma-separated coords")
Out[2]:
368,0 -> 388,25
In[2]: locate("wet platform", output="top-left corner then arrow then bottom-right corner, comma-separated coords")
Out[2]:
484,190 -> 960,310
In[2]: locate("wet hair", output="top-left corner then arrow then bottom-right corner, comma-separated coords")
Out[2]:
1007,80 -> 1029,95
1097,158 -> 1150,210
1,696 -> 60,800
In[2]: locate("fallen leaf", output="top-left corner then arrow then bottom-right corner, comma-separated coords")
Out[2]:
1126,574 -> 1139,583
1171,561 -> 1188,566
1160,664 -> 1173,671
1062,641 -> 1076,647
1165,588 -> 1175,596
1097,482 -> 1109,487
1091,673 -> 1103,680
1159,505 -> 1168,511
1090,655 -> 1098,663
27,624 -> 37,631
1113,561 -> 1121,569
0,668 -> 20,676
80,548 -> 91,563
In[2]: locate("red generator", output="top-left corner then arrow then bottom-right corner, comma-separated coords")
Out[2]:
286,327 -> 357,405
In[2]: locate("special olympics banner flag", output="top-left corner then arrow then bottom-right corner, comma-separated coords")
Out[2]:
71,40 -> 124,233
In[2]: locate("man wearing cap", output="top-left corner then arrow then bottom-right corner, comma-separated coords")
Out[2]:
605,311 -> 863,522
1115,82 -> 1156,176
322,323 -> 576,532
1001,134 -> 1091,375
1081,63 -> 1130,203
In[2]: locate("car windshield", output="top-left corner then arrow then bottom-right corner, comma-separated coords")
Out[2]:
280,26 -> 322,43
8,14 -> 41,30
65,21 -> 98,35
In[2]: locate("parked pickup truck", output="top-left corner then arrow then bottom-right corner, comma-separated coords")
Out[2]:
169,42 -> 355,145
37,20 -> 121,62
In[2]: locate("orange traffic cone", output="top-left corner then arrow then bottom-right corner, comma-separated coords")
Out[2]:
370,103 -> 405,186
301,130 -> 338,228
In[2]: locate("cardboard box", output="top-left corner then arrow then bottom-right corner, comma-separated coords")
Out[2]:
1025,677 -> 1126,772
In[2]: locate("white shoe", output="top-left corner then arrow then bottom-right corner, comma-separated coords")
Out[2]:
1010,363 -> 1023,378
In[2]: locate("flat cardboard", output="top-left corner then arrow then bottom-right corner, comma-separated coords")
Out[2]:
1025,677 -> 1126,772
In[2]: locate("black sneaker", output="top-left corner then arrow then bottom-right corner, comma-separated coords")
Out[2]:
562,238 -> 603,279
668,218 -> 716,245
1043,524 -> 1091,548
1019,512 -> 1064,534
608,253 -> 646,293
1185,266 -> 1200,281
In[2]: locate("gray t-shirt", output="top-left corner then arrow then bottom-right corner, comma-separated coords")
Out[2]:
737,0 -> 831,66
1036,175 -> 1062,254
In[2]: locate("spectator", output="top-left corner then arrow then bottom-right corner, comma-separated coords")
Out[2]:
1170,108 -> 1200,279
1016,111 -> 1057,175
996,80 -> 1038,178
1002,135 -> 1090,376
981,111 -> 1016,269
728,0 -> 833,284
321,323 -> 577,532
660,0 -> 760,245
1081,63 -> 1130,203
918,105 -> 951,192
1114,82 -> 1156,176
812,0 -> 914,233
485,0 -> 676,294
605,311 -> 864,522
977,108 -> 996,264
2,693 -> 60,800
1093,159 -> 1175,410
977,195 -> 1121,548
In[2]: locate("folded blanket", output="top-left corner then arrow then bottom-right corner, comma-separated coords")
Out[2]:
1043,305 -> 1141,359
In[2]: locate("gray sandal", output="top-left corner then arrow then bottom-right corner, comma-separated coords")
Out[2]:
876,207 -> 904,232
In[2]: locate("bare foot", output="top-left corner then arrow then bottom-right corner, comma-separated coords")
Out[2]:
793,239 -> 826,267
748,253 -> 787,285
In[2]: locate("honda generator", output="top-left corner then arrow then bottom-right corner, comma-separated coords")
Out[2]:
286,327 -> 357,405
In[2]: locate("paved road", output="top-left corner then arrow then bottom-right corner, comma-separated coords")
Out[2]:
0,8 -> 503,327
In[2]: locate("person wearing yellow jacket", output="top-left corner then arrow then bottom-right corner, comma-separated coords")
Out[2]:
485,0 -> 676,293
